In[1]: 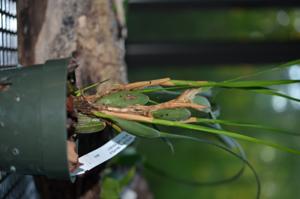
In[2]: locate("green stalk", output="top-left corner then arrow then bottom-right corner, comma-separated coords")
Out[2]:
75,79 -> 109,96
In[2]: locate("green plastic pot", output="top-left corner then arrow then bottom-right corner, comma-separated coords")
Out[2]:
0,58 -> 72,180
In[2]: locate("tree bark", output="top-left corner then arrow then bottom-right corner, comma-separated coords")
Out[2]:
18,0 -> 127,87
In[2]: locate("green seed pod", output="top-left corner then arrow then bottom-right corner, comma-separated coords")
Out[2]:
192,95 -> 211,113
96,91 -> 149,108
152,108 -> 191,121
112,118 -> 160,138
75,113 -> 106,134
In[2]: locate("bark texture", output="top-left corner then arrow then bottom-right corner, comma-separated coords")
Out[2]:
18,0 -> 127,89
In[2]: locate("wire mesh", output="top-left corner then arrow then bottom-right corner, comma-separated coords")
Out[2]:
0,0 -> 17,67
0,0 -> 39,198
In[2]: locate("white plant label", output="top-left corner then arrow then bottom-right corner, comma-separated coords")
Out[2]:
71,131 -> 136,176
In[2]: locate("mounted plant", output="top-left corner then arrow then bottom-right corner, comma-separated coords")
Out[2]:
69,60 -> 300,199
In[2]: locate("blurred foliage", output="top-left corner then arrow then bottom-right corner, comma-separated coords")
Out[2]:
128,9 -> 300,42
101,167 -> 136,199
127,5 -> 300,199
129,65 -> 300,199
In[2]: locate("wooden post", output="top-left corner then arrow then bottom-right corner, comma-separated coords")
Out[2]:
18,0 -> 127,89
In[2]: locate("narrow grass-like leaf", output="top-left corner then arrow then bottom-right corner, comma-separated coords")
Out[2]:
208,112 -> 243,151
148,99 -> 159,105
195,118 -> 300,136
214,80 -> 300,88
138,86 -> 189,94
149,131 -> 260,199
249,89 -> 300,103
152,124 -> 175,153
93,112 -> 260,198
75,79 -> 109,96
278,59 -> 300,68
225,59 -> 300,82
226,87 -> 300,103
161,137 -> 175,154
94,112 -> 300,155
137,79 -> 300,92
150,123 -> 247,187
170,79 -> 300,88
149,119 -> 300,155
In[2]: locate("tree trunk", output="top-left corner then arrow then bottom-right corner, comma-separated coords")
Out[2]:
18,0 -> 126,198
18,0 -> 127,86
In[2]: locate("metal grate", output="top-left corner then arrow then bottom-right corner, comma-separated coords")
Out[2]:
0,0 -> 17,67
0,0 -> 39,198
0,174 -> 39,199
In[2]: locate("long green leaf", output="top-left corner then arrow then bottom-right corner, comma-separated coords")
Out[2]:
150,118 -> 300,155
75,79 -> 110,96
249,89 -> 300,103
225,86 -> 300,103
225,59 -> 300,82
152,131 -> 260,199
170,79 -> 300,88
195,118 -> 300,136
93,112 -> 300,155
216,86 -> 300,103
93,111 -> 260,198
138,86 -> 190,93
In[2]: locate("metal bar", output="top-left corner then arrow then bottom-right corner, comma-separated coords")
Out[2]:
0,0 -> 17,68
126,41 -> 300,66
2,177 -> 24,199
0,175 -> 23,199
0,10 -> 16,18
0,173 -> 9,185
129,0 -> 300,10
0,28 -> 17,35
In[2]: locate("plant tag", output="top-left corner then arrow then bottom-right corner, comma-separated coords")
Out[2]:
71,131 -> 136,176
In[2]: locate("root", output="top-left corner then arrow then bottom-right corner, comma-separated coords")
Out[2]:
75,81 -> 207,121
91,88 -> 206,117
118,78 -> 171,90
97,78 -> 172,97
